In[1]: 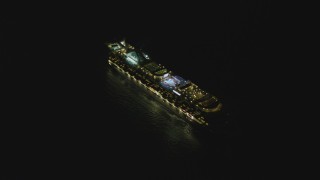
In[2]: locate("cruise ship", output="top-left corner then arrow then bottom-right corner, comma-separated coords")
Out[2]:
107,40 -> 222,126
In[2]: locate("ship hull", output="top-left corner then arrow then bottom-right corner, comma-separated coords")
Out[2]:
108,60 -> 204,125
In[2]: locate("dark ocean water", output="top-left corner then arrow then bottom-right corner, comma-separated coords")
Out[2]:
1,3 -> 272,179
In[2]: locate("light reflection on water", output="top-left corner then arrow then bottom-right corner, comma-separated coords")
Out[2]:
105,67 -> 201,153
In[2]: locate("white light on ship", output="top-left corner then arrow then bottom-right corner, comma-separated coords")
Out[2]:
120,40 -> 126,46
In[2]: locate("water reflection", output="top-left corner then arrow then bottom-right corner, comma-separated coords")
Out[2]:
105,67 -> 201,153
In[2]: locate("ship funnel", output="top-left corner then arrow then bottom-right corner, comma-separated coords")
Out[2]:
120,40 -> 126,47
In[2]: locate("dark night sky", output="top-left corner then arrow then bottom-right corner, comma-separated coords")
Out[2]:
1,2 -> 276,179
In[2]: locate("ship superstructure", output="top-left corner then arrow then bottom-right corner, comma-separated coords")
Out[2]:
107,40 -> 222,126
